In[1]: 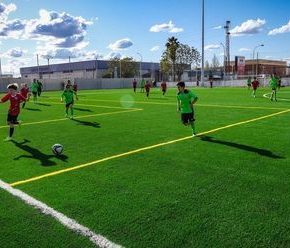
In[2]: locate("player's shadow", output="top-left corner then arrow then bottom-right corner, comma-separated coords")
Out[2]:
36,102 -> 51,107
24,107 -> 41,111
199,136 -> 284,159
72,119 -> 101,128
12,139 -> 68,166
74,107 -> 93,112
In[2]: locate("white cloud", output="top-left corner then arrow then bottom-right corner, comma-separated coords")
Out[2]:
103,52 -> 122,60
150,46 -> 160,52
205,44 -> 220,51
230,18 -> 266,36
0,7 -> 93,49
213,25 -> 222,30
149,21 -> 183,33
108,38 -> 133,51
239,48 -> 251,52
268,20 -> 290,35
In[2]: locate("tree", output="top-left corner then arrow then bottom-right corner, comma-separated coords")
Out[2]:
165,36 -> 180,81
211,54 -> 220,70
107,57 -> 138,78
175,44 -> 200,81
205,60 -> 210,70
160,53 -> 171,81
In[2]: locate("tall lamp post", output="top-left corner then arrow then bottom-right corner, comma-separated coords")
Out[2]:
137,52 -> 143,80
220,42 -> 226,78
201,0 -> 205,86
252,44 -> 264,76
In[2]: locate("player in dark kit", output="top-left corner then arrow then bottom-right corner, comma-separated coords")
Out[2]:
0,83 -> 26,141
160,80 -> 167,96
144,81 -> 151,98
72,81 -> 79,100
251,77 -> 260,98
176,81 -> 198,136
132,78 -> 137,93
20,83 -> 30,108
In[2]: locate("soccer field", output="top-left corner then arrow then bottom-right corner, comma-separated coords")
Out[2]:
1,86 -> 290,247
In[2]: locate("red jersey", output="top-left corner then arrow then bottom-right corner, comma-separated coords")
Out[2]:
161,82 -> 167,90
145,83 -> 151,91
132,81 -> 137,87
20,87 -> 29,98
1,93 -> 26,116
73,84 -> 78,91
251,80 -> 259,89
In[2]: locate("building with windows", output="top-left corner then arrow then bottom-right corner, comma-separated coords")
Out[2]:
20,60 -> 161,80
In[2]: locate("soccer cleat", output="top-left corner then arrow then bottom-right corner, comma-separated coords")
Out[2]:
192,132 -> 196,137
4,136 -> 12,141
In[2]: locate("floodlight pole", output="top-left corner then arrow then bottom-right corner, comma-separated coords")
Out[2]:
201,0 -> 205,87
252,44 -> 264,76
137,52 -> 142,80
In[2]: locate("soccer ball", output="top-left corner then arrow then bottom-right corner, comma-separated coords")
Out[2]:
52,144 -> 63,155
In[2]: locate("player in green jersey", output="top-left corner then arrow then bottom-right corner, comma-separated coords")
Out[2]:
247,76 -> 252,90
269,74 -> 278,101
61,84 -> 77,119
31,79 -> 39,103
176,81 -> 198,136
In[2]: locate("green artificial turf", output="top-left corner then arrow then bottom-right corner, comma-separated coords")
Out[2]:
1,86 -> 290,247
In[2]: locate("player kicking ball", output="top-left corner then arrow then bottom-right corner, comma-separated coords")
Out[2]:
0,83 -> 26,141
176,81 -> 198,137
61,83 -> 77,119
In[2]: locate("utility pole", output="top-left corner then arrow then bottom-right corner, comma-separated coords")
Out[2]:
224,21 -> 231,75
201,0 -> 205,86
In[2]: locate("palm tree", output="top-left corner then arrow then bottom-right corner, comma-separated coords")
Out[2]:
166,36 -> 180,81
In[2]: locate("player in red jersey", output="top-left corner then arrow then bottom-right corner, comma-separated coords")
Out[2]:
0,83 -> 26,141
20,83 -> 30,108
72,81 -> 79,100
251,77 -> 260,98
160,80 -> 167,96
144,80 -> 151,98
132,78 -> 137,93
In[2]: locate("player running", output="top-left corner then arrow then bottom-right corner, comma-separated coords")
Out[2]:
0,83 -> 26,141
61,84 -> 77,119
176,81 -> 198,137
31,79 -> 38,103
144,80 -> 151,98
269,74 -> 278,101
160,80 -> 167,96
251,77 -> 260,98
72,81 -> 79,100
20,83 -> 30,108
132,78 -> 137,93
247,76 -> 252,90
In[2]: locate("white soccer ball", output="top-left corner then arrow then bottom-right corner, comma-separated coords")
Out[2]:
52,144 -> 63,155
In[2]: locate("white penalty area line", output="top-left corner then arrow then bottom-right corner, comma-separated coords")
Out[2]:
0,109 -> 142,129
0,179 -> 122,248
9,108 -> 290,187
263,93 -> 290,102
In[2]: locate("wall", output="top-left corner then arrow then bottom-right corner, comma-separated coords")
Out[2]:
0,77 -> 289,93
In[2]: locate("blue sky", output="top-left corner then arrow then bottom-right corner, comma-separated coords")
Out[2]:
0,0 -> 290,75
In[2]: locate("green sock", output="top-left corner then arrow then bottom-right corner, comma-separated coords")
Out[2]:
190,122 -> 195,133
71,108 -> 74,116
66,109 -> 68,115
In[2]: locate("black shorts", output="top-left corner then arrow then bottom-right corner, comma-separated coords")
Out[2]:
162,88 -> 166,92
65,101 -> 74,108
7,113 -> 18,124
181,112 -> 195,124
32,91 -> 37,97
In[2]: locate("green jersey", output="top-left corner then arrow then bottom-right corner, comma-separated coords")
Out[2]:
269,77 -> 278,89
140,79 -> 145,87
177,90 -> 198,113
62,90 -> 74,103
31,82 -> 38,93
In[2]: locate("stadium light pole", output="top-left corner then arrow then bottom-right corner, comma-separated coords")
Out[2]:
201,0 -> 205,87
220,43 -> 226,78
119,59 -> 122,78
252,44 -> 264,76
137,52 -> 142,80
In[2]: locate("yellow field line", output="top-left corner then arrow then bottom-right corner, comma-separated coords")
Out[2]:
0,109 -> 142,129
9,108 -> 290,187
38,100 -> 139,110
54,98 -> 286,110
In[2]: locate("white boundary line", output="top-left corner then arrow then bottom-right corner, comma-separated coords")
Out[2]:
263,93 -> 290,102
0,179 -> 122,248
